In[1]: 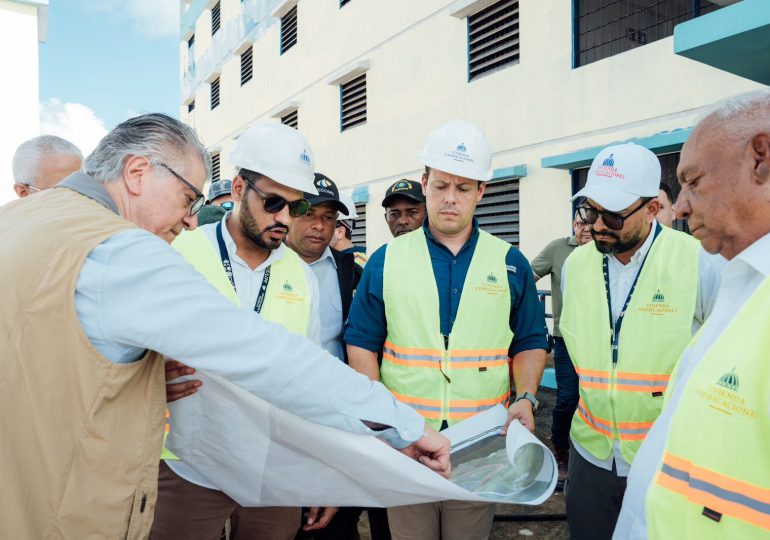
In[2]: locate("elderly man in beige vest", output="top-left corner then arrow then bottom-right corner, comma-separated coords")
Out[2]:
0,113 -> 450,539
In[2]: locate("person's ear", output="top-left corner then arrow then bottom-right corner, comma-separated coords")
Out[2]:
123,156 -> 152,196
751,133 -> 770,185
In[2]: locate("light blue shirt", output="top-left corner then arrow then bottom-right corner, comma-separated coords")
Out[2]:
67,174 -> 424,449
308,246 -> 345,361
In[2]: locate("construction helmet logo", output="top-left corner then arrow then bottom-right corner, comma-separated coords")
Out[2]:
317,178 -> 333,188
299,150 -> 311,166
602,154 -> 615,167
716,368 -> 740,392
456,142 -> 467,153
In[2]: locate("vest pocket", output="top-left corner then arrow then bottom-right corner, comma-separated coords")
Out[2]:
124,490 -> 147,540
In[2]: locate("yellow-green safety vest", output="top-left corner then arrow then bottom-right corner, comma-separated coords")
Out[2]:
382,228 -> 513,430
646,274 -> 770,538
162,226 -> 312,459
560,226 -> 699,463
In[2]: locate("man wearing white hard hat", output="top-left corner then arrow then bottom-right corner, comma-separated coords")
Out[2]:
150,123 -> 330,539
559,143 -> 722,540
345,120 -> 548,540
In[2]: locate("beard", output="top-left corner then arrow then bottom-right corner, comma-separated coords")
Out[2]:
591,226 -> 645,255
240,195 -> 288,250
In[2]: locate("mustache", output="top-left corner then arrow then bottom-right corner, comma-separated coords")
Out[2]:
591,229 -> 619,241
266,224 -> 288,233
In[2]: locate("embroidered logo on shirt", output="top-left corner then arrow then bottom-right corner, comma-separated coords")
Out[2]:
638,288 -> 677,316
694,367 -> 756,419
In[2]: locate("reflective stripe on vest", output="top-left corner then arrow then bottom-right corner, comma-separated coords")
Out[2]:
162,227 -> 311,460
382,228 -> 513,430
646,275 -> 770,538
560,226 -> 699,463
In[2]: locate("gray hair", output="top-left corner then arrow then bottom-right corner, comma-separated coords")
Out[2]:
697,88 -> 770,144
12,135 -> 83,185
83,113 -> 211,183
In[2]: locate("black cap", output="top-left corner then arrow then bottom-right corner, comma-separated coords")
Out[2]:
382,179 -> 425,208
304,173 -> 350,214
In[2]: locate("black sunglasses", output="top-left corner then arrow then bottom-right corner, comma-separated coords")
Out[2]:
240,176 -> 311,217
157,162 -> 205,216
577,199 -> 649,231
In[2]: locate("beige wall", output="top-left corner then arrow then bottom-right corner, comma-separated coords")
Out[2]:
0,0 -> 42,204
181,0 -> 764,258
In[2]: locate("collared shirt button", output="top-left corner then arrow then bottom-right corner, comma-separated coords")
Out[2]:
451,260 -> 456,265
453,288 -> 458,294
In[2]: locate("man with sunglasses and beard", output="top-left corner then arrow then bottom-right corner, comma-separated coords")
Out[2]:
151,124 -> 327,540
559,143 -> 722,540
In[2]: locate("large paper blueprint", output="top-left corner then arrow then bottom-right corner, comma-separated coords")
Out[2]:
166,371 -> 557,507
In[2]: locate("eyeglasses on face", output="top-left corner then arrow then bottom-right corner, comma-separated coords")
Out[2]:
156,162 -> 205,216
19,183 -> 42,193
240,176 -> 310,217
577,199 -> 649,231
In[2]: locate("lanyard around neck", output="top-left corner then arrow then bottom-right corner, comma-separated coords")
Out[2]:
603,223 -> 662,366
216,221 -> 271,314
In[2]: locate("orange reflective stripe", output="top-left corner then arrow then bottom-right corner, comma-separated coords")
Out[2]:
165,408 -> 170,433
381,352 -> 439,369
658,452 -> 770,530
383,341 -> 442,357
616,371 -> 670,393
449,359 -> 509,369
449,392 -> 510,408
575,367 -> 611,390
577,399 -> 613,437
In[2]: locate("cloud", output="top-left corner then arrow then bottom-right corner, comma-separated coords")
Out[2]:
83,0 -> 179,39
40,99 -> 109,157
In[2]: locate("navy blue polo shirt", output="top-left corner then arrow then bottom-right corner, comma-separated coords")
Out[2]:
344,220 -> 548,356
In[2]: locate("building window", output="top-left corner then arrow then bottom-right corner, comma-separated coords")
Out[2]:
351,202 -> 367,249
281,109 -> 298,129
280,5 -> 298,54
340,0 -> 351,6
467,0 -> 520,81
573,0 -> 733,67
340,74 -> 367,131
240,47 -> 253,85
211,153 -> 221,182
475,178 -> 520,246
572,151 -> 688,232
211,1 -> 221,36
210,77 -> 220,110
188,100 -> 195,113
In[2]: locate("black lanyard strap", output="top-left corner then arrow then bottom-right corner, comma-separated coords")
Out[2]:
216,221 -> 271,314
603,223 -> 662,366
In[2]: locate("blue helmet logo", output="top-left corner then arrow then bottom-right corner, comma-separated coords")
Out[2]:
456,142 -> 467,153
317,178 -> 333,188
300,150 -> 311,165
602,154 -> 615,167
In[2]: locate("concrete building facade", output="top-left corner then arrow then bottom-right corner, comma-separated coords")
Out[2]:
178,0 -> 765,269
0,0 -> 48,204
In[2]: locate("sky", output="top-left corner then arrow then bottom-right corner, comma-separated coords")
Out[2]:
39,0 -> 180,155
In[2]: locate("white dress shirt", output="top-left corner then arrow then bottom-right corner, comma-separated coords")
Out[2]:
199,215 -> 321,345
562,221 -> 724,475
614,231 -> 770,539
73,227 -> 424,450
308,246 -> 345,361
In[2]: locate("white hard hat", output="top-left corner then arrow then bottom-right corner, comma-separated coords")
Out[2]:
572,143 -> 660,212
229,123 -> 318,195
338,191 -> 357,219
418,119 -> 493,181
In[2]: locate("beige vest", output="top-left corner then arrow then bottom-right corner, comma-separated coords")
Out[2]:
0,188 -> 166,539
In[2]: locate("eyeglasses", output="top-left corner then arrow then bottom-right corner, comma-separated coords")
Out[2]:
577,199 -> 648,231
156,162 -> 205,216
240,176 -> 310,217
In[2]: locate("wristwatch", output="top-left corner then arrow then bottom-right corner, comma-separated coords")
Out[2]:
513,392 -> 539,412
